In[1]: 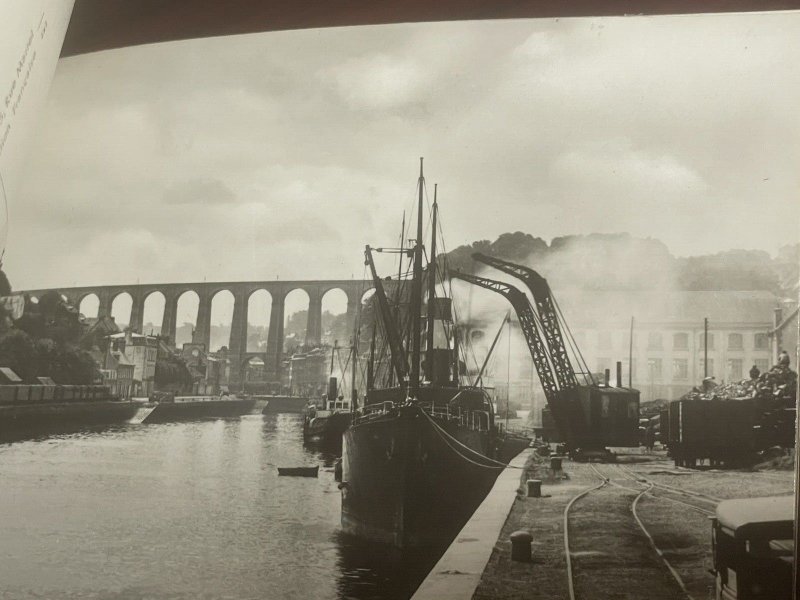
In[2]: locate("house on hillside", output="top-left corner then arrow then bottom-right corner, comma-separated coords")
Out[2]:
81,315 -> 121,352
107,331 -> 157,397
96,346 -> 135,398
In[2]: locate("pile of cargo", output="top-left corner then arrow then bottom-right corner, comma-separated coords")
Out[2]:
664,362 -> 796,467
680,364 -> 797,407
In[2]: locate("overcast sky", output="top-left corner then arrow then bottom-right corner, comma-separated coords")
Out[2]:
8,11 -> 800,294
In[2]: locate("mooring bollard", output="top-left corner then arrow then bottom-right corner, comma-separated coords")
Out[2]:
526,479 -> 542,498
510,530 -> 532,562
550,456 -> 563,473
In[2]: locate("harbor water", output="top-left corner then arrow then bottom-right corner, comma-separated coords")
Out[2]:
0,414 -> 440,599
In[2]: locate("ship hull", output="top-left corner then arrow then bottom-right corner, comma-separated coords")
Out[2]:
0,400 -> 139,441
303,411 -> 351,452
142,397 -> 256,424
341,403 -> 502,548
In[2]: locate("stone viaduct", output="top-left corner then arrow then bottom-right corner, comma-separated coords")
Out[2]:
16,279 -> 391,382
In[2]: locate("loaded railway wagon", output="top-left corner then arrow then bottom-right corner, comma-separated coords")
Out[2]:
0,384 -> 117,405
0,384 -> 137,439
667,399 -> 757,467
665,397 -> 796,468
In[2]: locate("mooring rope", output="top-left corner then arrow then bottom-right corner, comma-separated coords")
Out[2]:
420,409 -> 523,470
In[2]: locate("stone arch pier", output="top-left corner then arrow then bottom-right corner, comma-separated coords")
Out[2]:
17,279 -> 384,383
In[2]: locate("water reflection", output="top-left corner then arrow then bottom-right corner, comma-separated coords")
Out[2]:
335,532 -> 443,600
0,415 -> 442,599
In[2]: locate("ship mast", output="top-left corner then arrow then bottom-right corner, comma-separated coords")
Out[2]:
350,336 -> 358,410
409,158 -> 425,397
425,184 -> 438,381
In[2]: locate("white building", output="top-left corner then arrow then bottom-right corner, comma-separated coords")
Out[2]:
108,331 -> 158,397
464,290 -> 779,412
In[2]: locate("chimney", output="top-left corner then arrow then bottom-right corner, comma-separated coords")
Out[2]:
616,361 -> 623,388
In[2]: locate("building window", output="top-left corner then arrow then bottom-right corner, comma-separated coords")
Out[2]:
727,359 -> 743,381
754,359 -> 769,375
728,333 -> 743,350
673,333 -> 688,350
699,358 -> 714,378
754,333 -> 769,350
647,358 -> 662,379
598,331 -> 612,350
698,333 -> 715,350
647,332 -> 662,350
672,359 -> 688,380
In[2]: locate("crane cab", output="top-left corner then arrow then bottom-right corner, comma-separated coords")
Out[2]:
711,496 -> 794,600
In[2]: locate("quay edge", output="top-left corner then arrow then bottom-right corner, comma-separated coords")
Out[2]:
411,448 -> 533,600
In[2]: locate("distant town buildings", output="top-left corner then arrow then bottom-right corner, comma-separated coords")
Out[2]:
108,331 -> 158,397
281,346 -> 328,398
97,347 -> 135,398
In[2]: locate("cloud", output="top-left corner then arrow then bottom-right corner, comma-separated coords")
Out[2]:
512,31 -> 561,60
6,14 -> 799,291
321,53 -> 431,111
162,178 -> 237,205
552,140 -> 707,196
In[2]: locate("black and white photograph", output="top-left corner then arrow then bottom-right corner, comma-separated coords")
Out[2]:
0,2 -> 797,599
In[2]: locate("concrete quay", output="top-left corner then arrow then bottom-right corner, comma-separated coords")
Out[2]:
413,450 -> 795,600
411,448 -> 533,600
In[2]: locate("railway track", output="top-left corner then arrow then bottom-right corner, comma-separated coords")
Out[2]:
563,462 -> 714,600
616,464 -> 720,515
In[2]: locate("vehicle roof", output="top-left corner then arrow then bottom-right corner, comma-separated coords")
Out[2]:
716,496 -> 795,540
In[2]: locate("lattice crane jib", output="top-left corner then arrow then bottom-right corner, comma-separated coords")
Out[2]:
449,271 -> 571,436
471,253 -> 579,389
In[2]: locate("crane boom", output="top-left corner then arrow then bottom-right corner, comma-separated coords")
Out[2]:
364,245 -> 409,386
450,271 -> 570,437
471,253 -> 579,390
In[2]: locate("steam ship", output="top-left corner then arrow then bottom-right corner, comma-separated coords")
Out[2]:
340,160 -> 514,548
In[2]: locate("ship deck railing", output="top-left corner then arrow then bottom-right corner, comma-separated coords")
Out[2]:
418,402 -> 491,432
351,401 -> 492,432
352,401 -> 396,424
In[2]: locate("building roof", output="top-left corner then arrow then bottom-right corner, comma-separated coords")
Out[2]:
0,367 -> 23,383
554,290 -> 778,328
108,332 -> 154,340
111,350 -> 135,367
461,289 -> 779,331
772,302 -> 799,335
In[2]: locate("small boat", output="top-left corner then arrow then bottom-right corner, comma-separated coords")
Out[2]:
277,466 -> 319,477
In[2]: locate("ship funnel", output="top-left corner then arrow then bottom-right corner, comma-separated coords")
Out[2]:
327,377 -> 337,402
426,297 -> 453,385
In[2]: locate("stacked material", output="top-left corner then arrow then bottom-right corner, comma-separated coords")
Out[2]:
677,364 -> 796,453
680,365 -> 797,407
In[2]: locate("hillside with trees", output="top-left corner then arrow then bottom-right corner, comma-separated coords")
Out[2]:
442,233 -> 797,297
0,284 -> 99,384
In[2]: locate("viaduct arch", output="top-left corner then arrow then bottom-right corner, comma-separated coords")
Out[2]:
16,279 -> 389,383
